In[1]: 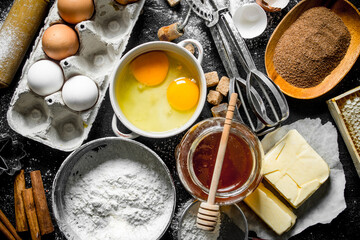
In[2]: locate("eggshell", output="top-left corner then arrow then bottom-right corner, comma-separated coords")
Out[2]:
256,0 -> 289,12
62,75 -> 99,111
58,0 -> 95,24
27,60 -> 64,96
232,3 -> 267,39
42,24 -> 79,60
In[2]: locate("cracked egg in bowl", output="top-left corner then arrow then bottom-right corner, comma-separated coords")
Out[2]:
110,40 -> 206,138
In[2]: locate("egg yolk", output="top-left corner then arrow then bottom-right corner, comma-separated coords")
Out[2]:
130,51 -> 169,86
167,78 -> 199,111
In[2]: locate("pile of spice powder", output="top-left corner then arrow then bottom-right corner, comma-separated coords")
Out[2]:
273,7 -> 351,88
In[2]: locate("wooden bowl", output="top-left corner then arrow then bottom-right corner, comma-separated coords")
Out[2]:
265,0 -> 360,99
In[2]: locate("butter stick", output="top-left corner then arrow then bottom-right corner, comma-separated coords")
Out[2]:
263,129 -> 330,208
244,182 -> 296,235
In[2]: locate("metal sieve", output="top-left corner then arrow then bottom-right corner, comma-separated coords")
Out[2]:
52,137 -> 176,240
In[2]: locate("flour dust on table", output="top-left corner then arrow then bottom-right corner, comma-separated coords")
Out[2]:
63,145 -> 174,240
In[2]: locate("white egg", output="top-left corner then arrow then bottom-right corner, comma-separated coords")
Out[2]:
27,60 -> 64,96
232,3 -> 268,39
62,75 -> 99,111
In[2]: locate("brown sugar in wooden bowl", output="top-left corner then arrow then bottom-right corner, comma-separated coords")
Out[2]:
265,0 -> 360,99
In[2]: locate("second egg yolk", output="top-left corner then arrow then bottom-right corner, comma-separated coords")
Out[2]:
167,78 -> 199,111
130,51 -> 169,86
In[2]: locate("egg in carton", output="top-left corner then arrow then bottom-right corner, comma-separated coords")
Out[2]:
7,0 -> 145,151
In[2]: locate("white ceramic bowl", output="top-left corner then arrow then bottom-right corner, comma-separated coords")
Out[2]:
109,39 -> 206,139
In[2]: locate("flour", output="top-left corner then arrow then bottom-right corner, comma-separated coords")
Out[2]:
173,199 -> 248,240
180,208 -> 220,240
173,200 -> 220,240
63,144 -> 175,240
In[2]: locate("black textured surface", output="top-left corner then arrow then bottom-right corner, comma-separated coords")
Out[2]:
0,0 -> 360,239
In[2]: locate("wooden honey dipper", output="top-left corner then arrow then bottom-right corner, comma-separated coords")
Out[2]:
196,93 -> 238,231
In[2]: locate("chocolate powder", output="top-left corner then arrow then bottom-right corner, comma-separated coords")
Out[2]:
273,7 -> 351,88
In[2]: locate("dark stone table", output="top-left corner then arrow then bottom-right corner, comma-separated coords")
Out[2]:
0,0 -> 359,239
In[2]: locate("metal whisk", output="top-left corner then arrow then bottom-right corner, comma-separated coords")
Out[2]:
185,0 -> 289,135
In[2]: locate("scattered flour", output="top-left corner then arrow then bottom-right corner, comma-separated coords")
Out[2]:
0,4 -> 12,29
63,144 -> 175,240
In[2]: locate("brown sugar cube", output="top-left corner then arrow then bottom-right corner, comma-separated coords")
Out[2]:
184,43 -> 195,55
211,103 -> 228,117
236,98 -> 241,108
167,0 -> 180,7
216,76 -> 230,96
207,90 -> 223,105
205,71 -> 219,87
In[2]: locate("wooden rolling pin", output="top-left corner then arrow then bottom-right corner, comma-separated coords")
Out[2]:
0,0 -> 49,88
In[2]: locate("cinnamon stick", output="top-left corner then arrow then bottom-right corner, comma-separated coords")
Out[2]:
0,220 -> 15,240
14,170 -> 28,232
30,170 -> 54,235
0,210 -> 22,240
22,188 -> 41,240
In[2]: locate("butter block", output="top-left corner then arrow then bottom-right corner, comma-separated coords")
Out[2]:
244,182 -> 297,235
263,129 -> 330,208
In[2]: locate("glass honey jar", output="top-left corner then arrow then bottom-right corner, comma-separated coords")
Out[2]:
176,117 -> 263,205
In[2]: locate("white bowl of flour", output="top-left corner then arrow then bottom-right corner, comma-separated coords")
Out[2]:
52,137 -> 176,240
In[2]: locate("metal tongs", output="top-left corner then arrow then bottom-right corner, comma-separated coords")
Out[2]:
185,0 -> 289,135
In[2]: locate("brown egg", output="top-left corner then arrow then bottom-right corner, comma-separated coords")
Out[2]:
58,0 -> 94,25
115,0 -> 139,5
42,24 -> 79,61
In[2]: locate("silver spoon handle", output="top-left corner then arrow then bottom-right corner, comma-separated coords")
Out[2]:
221,11 -> 257,70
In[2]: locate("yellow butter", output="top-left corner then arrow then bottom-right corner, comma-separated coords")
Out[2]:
263,129 -> 330,208
244,182 -> 297,235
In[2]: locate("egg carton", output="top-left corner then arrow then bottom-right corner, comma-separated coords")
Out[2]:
327,86 -> 360,177
7,0 -> 145,152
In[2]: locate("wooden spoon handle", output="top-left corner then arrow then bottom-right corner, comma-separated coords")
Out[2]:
208,93 -> 238,204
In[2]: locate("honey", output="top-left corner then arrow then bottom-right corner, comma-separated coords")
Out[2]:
176,117 -> 263,205
192,132 -> 253,193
